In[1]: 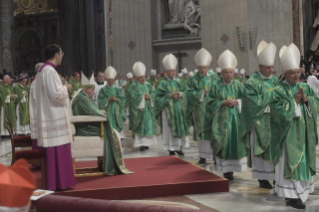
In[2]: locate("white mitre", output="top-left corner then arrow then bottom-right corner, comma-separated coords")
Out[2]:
126,72 -> 133,79
194,69 -> 198,73
240,69 -> 246,74
150,69 -> 157,76
81,71 -> 95,88
217,50 -> 238,71
279,43 -> 300,73
133,62 -> 146,77
178,73 -> 183,78
234,68 -> 238,73
189,71 -> 194,77
163,54 -> 177,71
257,40 -> 277,66
181,68 -> 188,74
194,48 -> 212,66
105,66 -> 117,79
216,67 -> 221,73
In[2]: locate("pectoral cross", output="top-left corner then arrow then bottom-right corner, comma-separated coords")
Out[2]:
173,51 -> 187,72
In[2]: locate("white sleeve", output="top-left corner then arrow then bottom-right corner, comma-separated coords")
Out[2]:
294,101 -> 301,117
45,70 -> 69,105
138,96 -> 145,109
236,99 -> 242,114
5,95 -> 10,103
199,92 -> 205,102
264,105 -> 270,113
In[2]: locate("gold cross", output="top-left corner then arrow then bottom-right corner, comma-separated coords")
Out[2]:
227,95 -> 233,100
269,87 -> 273,92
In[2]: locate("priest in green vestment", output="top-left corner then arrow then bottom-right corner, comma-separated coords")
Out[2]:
270,44 -> 319,209
237,69 -> 249,85
69,72 -> 81,100
0,75 -> 17,135
205,50 -> 247,180
155,54 -> 189,156
241,40 -> 278,189
72,72 -> 132,175
147,69 -> 157,89
124,72 -> 134,115
129,62 -> 157,151
185,48 -> 220,164
98,66 -> 126,139
13,75 -> 30,135
180,68 -> 189,86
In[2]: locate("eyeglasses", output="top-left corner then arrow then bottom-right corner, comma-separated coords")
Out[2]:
60,52 -> 64,57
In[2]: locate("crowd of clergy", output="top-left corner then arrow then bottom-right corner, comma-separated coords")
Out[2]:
0,40 -> 317,210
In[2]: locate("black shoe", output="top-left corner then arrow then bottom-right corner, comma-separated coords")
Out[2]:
144,146 -> 149,149
140,146 -> 146,151
198,157 -> 206,164
286,198 -> 305,209
175,150 -> 184,156
223,172 -> 234,180
273,180 -> 276,186
258,180 -> 273,189
169,151 -> 175,155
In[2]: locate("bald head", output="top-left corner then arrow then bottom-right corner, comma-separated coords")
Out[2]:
35,63 -> 44,74
3,75 -> 11,85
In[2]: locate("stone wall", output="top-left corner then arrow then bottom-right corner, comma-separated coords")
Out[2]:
201,0 -> 293,76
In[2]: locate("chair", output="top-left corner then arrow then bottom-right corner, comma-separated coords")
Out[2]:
7,118 -> 45,189
66,100 -> 109,177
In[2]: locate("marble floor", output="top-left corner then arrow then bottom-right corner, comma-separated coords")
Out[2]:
2,124 -> 319,211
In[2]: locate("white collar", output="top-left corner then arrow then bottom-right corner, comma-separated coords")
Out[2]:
258,71 -> 272,79
166,76 -> 175,81
223,79 -> 233,85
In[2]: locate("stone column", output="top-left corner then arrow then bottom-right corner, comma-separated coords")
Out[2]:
0,0 -> 14,73
292,0 -> 300,50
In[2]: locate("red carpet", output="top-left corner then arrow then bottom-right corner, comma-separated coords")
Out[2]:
33,156 -> 229,200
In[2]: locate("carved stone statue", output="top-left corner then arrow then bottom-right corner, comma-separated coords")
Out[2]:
168,0 -> 185,24
184,0 -> 201,35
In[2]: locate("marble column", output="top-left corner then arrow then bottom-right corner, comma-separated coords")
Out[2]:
0,0 -> 14,73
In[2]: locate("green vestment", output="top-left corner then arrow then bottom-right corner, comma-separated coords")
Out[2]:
237,77 -> 247,85
72,91 -> 132,175
155,77 -> 189,138
147,77 -> 157,88
206,79 -> 247,160
270,81 -> 319,181
98,85 -> 126,133
13,83 -> 29,126
241,72 -> 279,167
0,82 -> 17,130
128,81 -> 157,136
124,81 -> 133,108
180,77 -> 188,86
69,78 -> 81,100
185,72 -> 220,140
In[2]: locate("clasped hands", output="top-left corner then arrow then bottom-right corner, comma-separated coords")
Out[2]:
109,96 -> 118,102
222,99 -> 238,107
144,93 -> 151,100
169,92 -> 183,99
294,88 -> 308,103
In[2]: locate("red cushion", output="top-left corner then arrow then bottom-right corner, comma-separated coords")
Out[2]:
14,135 -> 32,146
15,150 -> 44,160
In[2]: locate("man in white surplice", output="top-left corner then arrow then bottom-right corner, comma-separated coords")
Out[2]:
92,71 -> 107,106
155,54 -> 190,156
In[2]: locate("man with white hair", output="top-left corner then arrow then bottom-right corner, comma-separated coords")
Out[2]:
205,50 -> 247,180
92,71 -> 107,106
72,72 -> 132,175
270,44 -> 319,209
241,40 -> 279,189
147,69 -> 157,89
129,62 -> 157,151
185,48 -> 220,164
98,66 -> 126,138
180,68 -> 188,85
155,54 -> 189,156
0,75 -> 17,136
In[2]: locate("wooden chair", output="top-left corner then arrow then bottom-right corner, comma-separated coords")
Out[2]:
7,118 -> 46,189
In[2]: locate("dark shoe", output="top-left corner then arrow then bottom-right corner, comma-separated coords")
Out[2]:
144,146 -> 149,149
140,146 -> 146,151
169,151 -> 175,155
286,198 -> 305,209
258,180 -> 273,189
223,172 -> 234,180
273,180 -> 276,186
175,150 -> 184,156
198,157 -> 206,164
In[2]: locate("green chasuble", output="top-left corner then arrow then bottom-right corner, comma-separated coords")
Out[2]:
0,82 -> 17,129
147,77 -> 157,88
270,81 -> 319,181
237,77 -> 247,85
72,91 -> 132,175
241,72 -> 279,167
180,77 -> 188,86
69,78 -> 81,100
128,81 -> 157,137
205,79 -> 246,160
98,85 -> 126,133
155,77 -> 189,138
124,81 -> 133,108
185,72 -> 220,140
13,83 -> 29,126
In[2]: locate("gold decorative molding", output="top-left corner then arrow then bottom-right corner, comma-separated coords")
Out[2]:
14,0 -> 58,16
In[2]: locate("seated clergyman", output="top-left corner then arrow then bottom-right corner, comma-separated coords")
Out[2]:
71,72 -> 132,175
